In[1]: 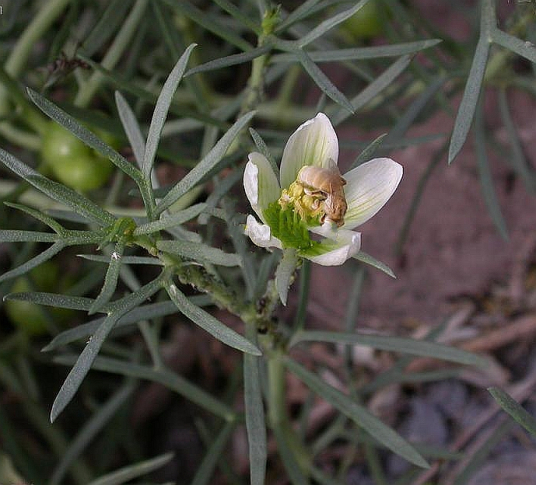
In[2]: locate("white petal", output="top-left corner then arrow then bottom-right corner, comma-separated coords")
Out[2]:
343,158 -> 403,230
300,228 -> 361,266
244,215 -> 282,249
280,113 -> 339,189
275,249 -> 298,305
244,153 -> 281,222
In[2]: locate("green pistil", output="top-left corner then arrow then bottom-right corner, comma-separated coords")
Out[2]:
263,201 -> 320,251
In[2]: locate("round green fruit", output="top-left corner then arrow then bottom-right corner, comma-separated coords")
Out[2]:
340,1 -> 385,40
41,122 -> 114,192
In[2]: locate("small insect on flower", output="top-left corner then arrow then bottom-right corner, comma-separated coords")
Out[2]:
243,112 -> 403,268
297,160 -> 347,227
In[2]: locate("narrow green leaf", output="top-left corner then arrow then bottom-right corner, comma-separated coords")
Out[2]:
297,0 -> 370,48
79,56 -> 227,130
498,89 -> 536,193
186,44 -> 271,77
275,0 -> 322,33
87,452 -> 174,485
191,421 -> 236,485
492,29 -> 536,64
474,100 -> 508,240
244,326 -> 267,485
0,148 -> 115,226
4,202 -> 65,233
156,111 -> 256,214
0,241 -> 65,283
43,298 -> 211,351
0,230 -> 57,243
133,203 -> 206,235
114,91 -> 145,166
448,38 -> 490,163
352,251 -> 395,278
50,381 -> 136,485
50,275 -> 164,422
54,354 -> 235,420
4,292 -> 96,312
164,281 -> 261,356
273,39 -> 442,63
350,134 -> 387,170
88,243 -> 124,315
27,89 -> 142,182
249,127 -> 279,179
289,330 -> 488,367
285,358 -> 429,469
332,55 -> 412,125
157,240 -> 241,267
488,387 -> 536,437
297,49 -> 355,114
159,0 -> 252,51
275,248 -> 297,306
143,44 -> 196,180
213,0 -> 262,34
272,426 -> 309,485
78,254 -> 163,265
82,0 -> 131,57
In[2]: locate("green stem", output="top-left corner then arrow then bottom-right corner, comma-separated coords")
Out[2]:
74,0 -> 149,108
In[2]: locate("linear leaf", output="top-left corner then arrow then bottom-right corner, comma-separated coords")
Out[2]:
488,387 -> 536,437
191,421 -> 236,485
448,37 -> 490,163
156,111 -> 256,214
0,149 -> 115,226
275,0 -> 322,33
157,240 -> 241,267
78,254 -> 163,265
79,56 -> 227,130
165,281 -> 261,355
50,381 -> 136,485
4,201 -> 65,233
497,89 -> 536,193
273,39 -> 442,63
492,29 -> 536,64
297,49 -> 354,113
43,297 -> 211,351
88,243 -> 124,315
50,275 -> 164,422
54,355 -> 235,420
244,326 -> 267,485
186,44 -> 271,77
474,101 -> 508,240
285,358 -> 429,469
143,44 -> 196,179
352,251 -> 395,278
0,230 -> 57,243
249,127 -> 279,179
289,330 -> 488,367
133,203 -> 206,235
4,292 -> 96,312
213,0 -> 262,34
159,0 -> 252,51
332,55 -> 412,125
297,0 -> 370,48
0,241 -> 65,283
115,91 -> 145,167
27,89 -> 142,182
350,134 -> 387,170
87,452 -> 174,485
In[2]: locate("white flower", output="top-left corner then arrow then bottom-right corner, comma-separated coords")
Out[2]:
244,113 -> 403,270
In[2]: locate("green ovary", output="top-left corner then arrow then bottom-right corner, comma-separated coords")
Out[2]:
263,199 -> 321,251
